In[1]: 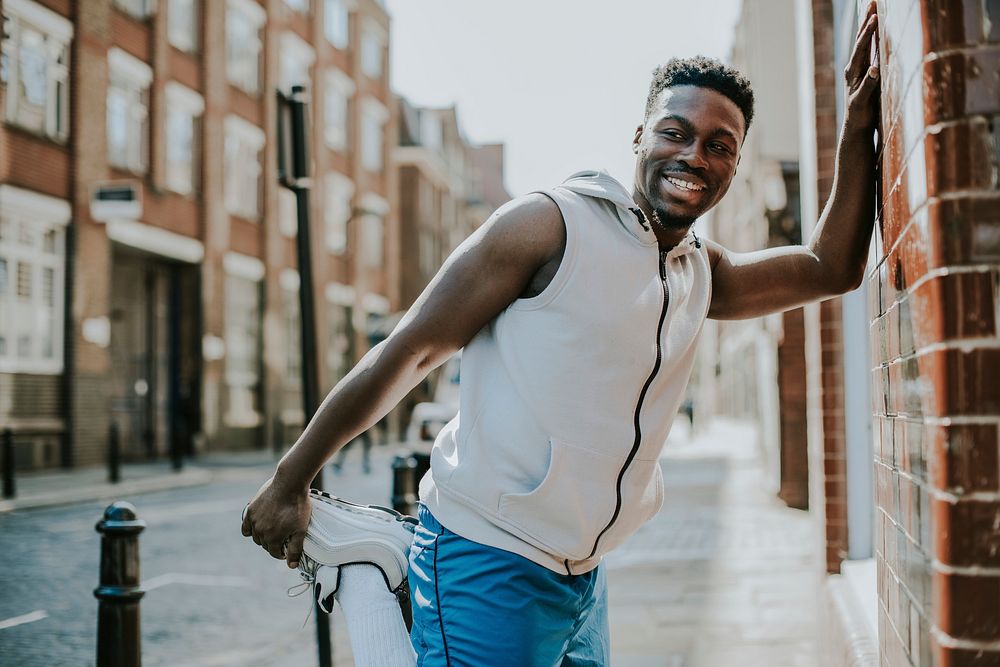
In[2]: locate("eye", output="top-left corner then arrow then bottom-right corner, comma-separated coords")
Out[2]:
710,142 -> 732,154
660,129 -> 685,141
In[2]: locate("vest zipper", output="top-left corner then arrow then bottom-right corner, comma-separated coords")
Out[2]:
585,247 -> 670,561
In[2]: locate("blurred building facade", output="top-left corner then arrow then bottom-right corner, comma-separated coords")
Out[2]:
392,97 -> 511,421
0,0 -> 509,471
705,0 -> 1000,665
695,0 -> 811,510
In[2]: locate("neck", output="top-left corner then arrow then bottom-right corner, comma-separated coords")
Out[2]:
631,189 -> 691,250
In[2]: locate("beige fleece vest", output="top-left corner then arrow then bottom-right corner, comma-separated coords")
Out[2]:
419,172 -> 713,574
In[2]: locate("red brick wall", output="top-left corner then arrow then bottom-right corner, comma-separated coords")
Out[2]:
872,0 -> 1000,664
778,306 -> 810,511
808,0 -> 851,576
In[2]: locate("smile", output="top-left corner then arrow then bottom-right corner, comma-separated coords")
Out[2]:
663,175 -> 706,192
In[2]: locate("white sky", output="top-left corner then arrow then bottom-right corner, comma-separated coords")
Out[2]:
386,1 -> 743,197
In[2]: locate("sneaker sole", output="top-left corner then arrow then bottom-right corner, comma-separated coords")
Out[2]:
302,490 -> 417,591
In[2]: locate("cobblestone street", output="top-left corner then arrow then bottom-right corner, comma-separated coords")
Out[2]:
0,420 -> 817,666
0,447 -> 392,667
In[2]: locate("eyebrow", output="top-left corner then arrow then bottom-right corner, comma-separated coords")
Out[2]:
657,114 -> 740,144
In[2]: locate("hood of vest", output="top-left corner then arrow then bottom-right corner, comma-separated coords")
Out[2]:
558,169 -> 700,260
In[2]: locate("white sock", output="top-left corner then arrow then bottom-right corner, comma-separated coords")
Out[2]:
336,564 -> 416,667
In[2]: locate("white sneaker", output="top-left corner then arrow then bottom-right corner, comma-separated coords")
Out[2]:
295,490 -> 417,612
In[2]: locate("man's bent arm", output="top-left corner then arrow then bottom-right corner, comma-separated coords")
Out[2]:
274,193 -> 560,487
707,5 -> 881,321
242,193 -> 564,564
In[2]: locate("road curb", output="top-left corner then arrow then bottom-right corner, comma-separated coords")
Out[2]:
0,469 -> 214,514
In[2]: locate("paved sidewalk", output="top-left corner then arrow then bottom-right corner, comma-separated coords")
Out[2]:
606,418 -> 818,666
0,449 -> 295,513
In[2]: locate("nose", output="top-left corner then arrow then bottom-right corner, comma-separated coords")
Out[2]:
676,142 -> 709,172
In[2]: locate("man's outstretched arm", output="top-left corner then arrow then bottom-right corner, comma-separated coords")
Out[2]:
708,3 -> 880,321
241,193 -> 564,567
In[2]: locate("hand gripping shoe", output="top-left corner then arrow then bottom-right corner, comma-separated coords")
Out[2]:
295,490 -> 418,613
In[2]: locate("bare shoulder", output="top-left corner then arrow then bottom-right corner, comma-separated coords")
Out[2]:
702,237 -> 727,271
472,192 -> 565,265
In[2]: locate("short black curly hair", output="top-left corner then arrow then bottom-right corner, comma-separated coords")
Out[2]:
645,56 -> 755,136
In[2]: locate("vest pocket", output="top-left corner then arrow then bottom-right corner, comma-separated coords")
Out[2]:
498,437 -> 620,561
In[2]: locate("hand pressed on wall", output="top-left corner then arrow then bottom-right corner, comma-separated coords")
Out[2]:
843,0 -> 881,136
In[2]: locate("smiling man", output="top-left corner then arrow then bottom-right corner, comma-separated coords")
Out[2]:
243,7 -> 881,665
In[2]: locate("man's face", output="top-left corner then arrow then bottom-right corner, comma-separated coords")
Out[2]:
632,85 -> 745,228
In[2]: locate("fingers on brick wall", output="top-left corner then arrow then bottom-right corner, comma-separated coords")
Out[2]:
871,0 -> 1000,664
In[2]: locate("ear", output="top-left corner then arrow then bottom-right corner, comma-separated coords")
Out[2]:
632,124 -> 644,154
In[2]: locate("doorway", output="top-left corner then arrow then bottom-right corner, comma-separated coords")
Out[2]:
109,247 -> 201,461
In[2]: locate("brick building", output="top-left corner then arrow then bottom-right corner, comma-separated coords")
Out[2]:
0,0 -> 399,469
696,0 -> 812,510
392,97 -> 511,424
705,0 -> 1000,664
394,97 -> 511,309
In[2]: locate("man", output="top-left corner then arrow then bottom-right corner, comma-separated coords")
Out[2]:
243,5 -> 880,664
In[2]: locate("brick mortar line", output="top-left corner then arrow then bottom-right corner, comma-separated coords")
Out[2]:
871,187 -> 1000,281
932,626 -> 1000,651
869,414 -> 1000,426
869,263 -> 1000,329
874,459 -> 1000,504
872,337 -> 1000,370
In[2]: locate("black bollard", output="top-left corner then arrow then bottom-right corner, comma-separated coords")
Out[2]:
2,428 -> 15,499
108,423 -> 121,484
390,454 -> 418,516
94,501 -> 146,667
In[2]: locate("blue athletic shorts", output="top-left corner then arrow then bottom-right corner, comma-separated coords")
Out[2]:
407,505 -> 610,666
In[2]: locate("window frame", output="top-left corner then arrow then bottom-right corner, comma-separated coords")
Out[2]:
359,19 -> 386,80
223,114 -> 265,219
225,0 -> 266,95
360,95 -> 388,173
324,171 -> 354,254
323,0 -> 350,50
167,0 -> 199,53
0,184 -> 70,375
279,31 -> 316,94
107,47 -> 153,174
1,0 -> 73,142
164,81 -> 204,195
114,0 -> 158,20
222,251 -> 265,428
323,67 -> 354,151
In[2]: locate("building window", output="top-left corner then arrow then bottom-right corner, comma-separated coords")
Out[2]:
419,227 -> 438,278
1,0 -> 73,142
115,0 -> 157,19
281,270 -> 301,386
223,253 -> 264,427
284,0 -> 310,14
324,172 -> 354,254
360,96 -> 388,173
225,0 -> 265,94
326,297 -> 354,387
0,185 -> 70,374
324,68 -> 354,151
168,0 -> 199,53
323,0 -> 349,49
279,31 -> 315,94
278,188 -> 297,238
165,82 -> 203,195
360,214 -> 383,268
224,115 -> 265,219
107,48 -> 152,173
360,21 -> 385,80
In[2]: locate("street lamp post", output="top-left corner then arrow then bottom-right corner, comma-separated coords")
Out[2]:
276,84 -> 332,667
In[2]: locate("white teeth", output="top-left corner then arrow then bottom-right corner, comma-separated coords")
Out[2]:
665,176 -> 704,192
